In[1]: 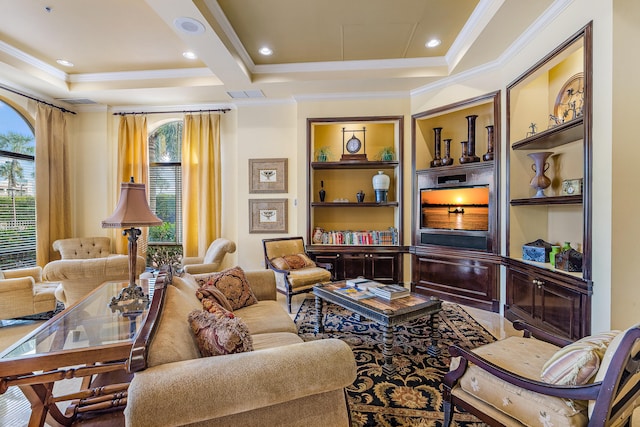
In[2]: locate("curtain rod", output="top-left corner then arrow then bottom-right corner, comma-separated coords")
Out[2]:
113,108 -> 231,116
0,84 -> 76,115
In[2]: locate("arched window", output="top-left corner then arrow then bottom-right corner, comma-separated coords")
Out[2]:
0,100 -> 36,269
148,120 -> 183,246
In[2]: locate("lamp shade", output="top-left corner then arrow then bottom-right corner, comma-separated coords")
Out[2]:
102,178 -> 162,228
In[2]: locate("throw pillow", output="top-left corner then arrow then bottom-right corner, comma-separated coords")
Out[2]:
194,266 -> 258,310
188,306 -> 253,357
270,253 -> 316,271
541,331 -> 620,385
196,283 -> 234,312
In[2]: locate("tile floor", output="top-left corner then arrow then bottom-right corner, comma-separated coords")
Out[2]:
0,291 -> 567,426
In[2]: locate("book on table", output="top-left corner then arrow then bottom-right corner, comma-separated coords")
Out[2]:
345,278 -> 384,291
368,284 -> 410,300
334,286 -> 376,300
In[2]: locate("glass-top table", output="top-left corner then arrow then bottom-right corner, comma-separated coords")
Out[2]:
0,280 -> 154,427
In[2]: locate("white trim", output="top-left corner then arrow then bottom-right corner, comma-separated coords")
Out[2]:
69,68 -> 214,83
0,41 -> 68,81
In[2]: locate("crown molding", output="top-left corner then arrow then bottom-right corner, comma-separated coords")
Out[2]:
69,68 -> 215,83
0,41 -> 68,81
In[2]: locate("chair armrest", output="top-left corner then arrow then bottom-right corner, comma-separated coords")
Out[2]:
445,344 -> 601,401
3,266 -> 42,282
244,270 -> 277,301
512,320 -> 574,347
125,339 -> 356,426
182,263 -> 220,274
181,256 -> 204,266
0,277 -> 35,293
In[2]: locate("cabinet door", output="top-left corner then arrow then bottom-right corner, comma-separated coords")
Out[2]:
313,253 -> 341,280
342,253 -> 367,279
369,253 -> 398,283
538,279 -> 584,340
505,268 -> 536,322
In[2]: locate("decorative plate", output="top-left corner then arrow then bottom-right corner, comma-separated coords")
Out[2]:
553,73 -> 584,123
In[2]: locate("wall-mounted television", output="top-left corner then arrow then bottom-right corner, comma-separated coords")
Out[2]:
420,186 -> 489,231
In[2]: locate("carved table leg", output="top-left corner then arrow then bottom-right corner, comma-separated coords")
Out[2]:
314,296 -> 324,334
381,323 -> 396,376
426,312 -> 441,357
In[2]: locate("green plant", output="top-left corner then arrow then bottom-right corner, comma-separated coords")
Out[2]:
377,146 -> 395,161
315,146 -> 332,162
147,245 -> 183,270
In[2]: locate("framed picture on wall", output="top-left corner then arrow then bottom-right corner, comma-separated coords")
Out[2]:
249,158 -> 288,193
249,199 -> 288,233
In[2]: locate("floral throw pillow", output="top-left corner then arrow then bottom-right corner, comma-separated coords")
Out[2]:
194,266 -> 258,310
188,306 -> 253,357
269,253 -> 316,271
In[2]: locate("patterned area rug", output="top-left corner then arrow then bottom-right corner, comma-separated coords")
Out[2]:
295,298 -> 495,426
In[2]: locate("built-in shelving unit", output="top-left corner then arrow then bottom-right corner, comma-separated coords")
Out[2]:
505,22 -> 593,340
410,91 -> 501,312
306,116 -> 405,284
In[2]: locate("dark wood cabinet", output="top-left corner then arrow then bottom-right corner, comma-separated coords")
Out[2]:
309,247 -> 403,284
411,248 -> 500,312
505,260 -> 591,341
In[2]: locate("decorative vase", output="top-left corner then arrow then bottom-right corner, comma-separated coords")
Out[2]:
528,151 -> 554,197
441,139 -> 454,166
319,180 -> 326,202
483,125 -> 495,161
464,115 -> 480,163
459,141 -> 471,164
372,171 -> 390,203
356,190 -> 365,203
550,245 -> 561,267
317,152 -> 327,162
430,127 -> 443,168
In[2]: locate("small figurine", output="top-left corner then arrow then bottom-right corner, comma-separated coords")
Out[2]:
526,122 -> 537,138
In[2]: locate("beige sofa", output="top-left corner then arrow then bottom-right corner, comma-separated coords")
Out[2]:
0,266 -> 58,320
124,269 -> 357,427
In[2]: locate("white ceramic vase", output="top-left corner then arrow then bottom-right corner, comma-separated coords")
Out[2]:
372,171 -> 390,203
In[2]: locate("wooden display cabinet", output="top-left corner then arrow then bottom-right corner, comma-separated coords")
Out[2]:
505,22 -> 593,338
306,116 -> 405,284
410,92 -> 501,311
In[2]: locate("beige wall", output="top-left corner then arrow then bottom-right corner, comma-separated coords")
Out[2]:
6,0 -> 635,331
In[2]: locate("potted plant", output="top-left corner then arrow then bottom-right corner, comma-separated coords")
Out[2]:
315,146 -> 332,162
377,146 -> 395,161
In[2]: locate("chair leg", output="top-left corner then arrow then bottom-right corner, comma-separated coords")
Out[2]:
442,400 -> 454,427
286,293 -> 292,314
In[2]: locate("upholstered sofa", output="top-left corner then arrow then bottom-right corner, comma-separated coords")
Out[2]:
43,237 -> 145,307
124,268 -> 357,427
0,266 -> 58,320
181,237 -> 236,274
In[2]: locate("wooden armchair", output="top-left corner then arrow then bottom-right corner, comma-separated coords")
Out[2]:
262,236 -> 332,313
443,320 -> 640,427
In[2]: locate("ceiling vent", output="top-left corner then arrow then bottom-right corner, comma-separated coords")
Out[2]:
55,98 -> 98,105
226,90 -> 265,99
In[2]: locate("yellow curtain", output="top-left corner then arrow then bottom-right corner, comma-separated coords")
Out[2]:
115,115 -> 149,256
35,104 -> 71,265
182,113 -> 221,258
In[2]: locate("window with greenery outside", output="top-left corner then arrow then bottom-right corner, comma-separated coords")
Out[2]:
0,101 -> 36,270
147,120 -> 183,269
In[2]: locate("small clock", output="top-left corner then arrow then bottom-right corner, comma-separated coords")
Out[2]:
341,127 -> 367,161
562,178 -> 583,196
346,135 -> 362,154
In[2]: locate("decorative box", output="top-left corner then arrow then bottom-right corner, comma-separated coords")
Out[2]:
522,239 -> 552,263
555,249 -> 583,272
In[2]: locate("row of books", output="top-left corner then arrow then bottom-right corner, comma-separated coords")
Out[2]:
315,229 -> 398,246
336,278 -> 410,301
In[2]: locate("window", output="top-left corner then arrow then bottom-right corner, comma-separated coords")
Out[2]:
148,120 -> 183,246
0,100 -> 36,269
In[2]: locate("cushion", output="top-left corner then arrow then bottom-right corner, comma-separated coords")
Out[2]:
541,330 -> 620,385
188,306 -> 253,357
198,283 -> 234,312
194,266 -> 258,310
270,253 -> 316,271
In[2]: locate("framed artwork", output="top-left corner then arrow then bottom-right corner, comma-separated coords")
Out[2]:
249,199 -> 288,233
249,158 -> 288,193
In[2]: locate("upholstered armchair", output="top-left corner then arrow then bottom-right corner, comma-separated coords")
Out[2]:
443,320 -> 640,427
43,237 -> 146,307
262,236 -> 332,313
0,266 -> 58,320
181,238 -> 236,274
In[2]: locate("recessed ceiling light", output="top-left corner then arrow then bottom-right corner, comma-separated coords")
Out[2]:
182,51 -> 198,60
258,47 -> 273,56
426,39 -> 441,48
174,17 -> 205,35
56,59 -> 74,67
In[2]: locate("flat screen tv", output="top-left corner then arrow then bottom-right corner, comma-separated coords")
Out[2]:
420,186 -> 489,231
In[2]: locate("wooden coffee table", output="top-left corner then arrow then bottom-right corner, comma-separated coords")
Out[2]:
0,280 -> 155,427
313,281 -> 442,375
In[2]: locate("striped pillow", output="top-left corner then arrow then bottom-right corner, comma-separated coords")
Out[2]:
541,331 -> 620,385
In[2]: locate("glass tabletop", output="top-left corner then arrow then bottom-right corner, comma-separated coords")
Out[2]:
1,281 -> 154,360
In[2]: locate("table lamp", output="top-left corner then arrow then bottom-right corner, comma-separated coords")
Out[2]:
102,177 -> 162,310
